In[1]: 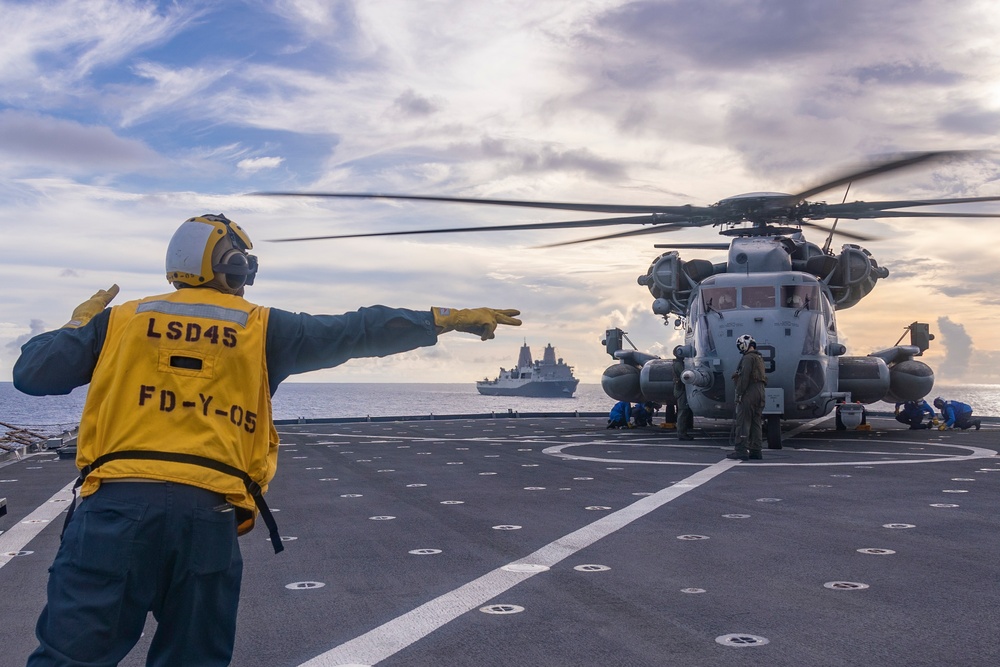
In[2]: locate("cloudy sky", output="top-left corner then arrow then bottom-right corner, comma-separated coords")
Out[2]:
2,0 -> 1000,388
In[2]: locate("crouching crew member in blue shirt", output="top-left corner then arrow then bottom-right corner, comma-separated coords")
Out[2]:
932,397 -> 981,431
894,399 -> 936,429
13,214 -> 521,667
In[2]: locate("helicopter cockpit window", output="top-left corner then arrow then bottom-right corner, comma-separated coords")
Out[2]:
741,286 -> 776,309
701,287 -> 737,312
781,285 -> 819,310
794,360 -> 825,401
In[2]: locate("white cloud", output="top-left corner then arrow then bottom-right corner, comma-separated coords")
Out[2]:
237,156 -> 285,173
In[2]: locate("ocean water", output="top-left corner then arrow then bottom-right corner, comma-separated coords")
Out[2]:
3,382 -> 999,436
0,383 -> 612,435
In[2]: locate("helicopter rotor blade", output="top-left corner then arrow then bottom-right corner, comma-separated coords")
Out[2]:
265,214 -> 681,243
821,210 -> 1000,220
780,150 -> 985,205
796,219 -> 874,241
535,220 -> 705,248
252,191 -> 716,217
653,242 -> 731,249
821,195 -> 1000,217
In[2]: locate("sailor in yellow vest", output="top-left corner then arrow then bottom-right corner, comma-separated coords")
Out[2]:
13,214 -> 521,667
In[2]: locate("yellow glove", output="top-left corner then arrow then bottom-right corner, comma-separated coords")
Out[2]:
432,307 -> 522,340
64,284 -> 120,328
938,424 -> 947,431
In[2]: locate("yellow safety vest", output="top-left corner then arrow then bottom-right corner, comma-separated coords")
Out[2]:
76,289 -> 278,541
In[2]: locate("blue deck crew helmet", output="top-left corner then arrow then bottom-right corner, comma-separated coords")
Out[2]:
166,214 -> 258,294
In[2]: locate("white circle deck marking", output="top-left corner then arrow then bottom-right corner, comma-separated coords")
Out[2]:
677,534 -> 709,540
716,634 -> 769,647
857,548 -> 896,555
493,525 -> 522,530
723,514 -> 751,519
480,604 -> 524,615
574,564 -> 611,572
502,563 -> 547,573
930,503 -> 959,508
542,440 -> 997,468
585,506 -> 611,511
681,588 -> 706,594
369,516 -> 396,521
757,498 -> 782,502
942,489 -> 968,493
286,581 -> 325,590
440,501 -> 464,505
883,523 -> 915,529
340,494 -> 363,498
409,549 -> 442,555
825,581 -> 870,590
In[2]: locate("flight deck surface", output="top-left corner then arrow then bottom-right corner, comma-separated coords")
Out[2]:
1,415 -> 998,666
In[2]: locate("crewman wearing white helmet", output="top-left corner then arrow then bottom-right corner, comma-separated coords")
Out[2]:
728,333 -> 767,460
13,213 -> 521,666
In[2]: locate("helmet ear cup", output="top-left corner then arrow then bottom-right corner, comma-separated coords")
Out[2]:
214,249 -> 250,290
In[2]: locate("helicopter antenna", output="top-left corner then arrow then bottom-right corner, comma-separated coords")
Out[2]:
894,322 -> 913,347
823,182 -> 852,254
621,331 -> 639,351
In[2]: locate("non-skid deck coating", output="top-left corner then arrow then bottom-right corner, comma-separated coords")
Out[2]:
1,415 -> 999,667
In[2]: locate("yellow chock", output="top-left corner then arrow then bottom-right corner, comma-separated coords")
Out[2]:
661,422 -> 677,429
856,424 -> 872,431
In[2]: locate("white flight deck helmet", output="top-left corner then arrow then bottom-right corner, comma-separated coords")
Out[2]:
736,334 -> 756,353
166,214 -> 258,294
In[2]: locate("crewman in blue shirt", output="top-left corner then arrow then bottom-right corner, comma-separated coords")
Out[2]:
932,397 -> 981,430
607,400 -> 632,428
894,399 -> 936,429
13,214 -> 521,667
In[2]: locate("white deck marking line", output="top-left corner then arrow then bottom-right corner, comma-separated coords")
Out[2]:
0,480 -> 75,570
298,459 -> 741,667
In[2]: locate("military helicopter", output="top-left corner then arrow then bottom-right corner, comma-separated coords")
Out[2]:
254,150 -> 1000,447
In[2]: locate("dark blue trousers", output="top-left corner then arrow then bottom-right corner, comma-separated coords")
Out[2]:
28,482 -> 243,667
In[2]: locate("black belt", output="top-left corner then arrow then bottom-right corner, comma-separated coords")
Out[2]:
66,450 -> 284,554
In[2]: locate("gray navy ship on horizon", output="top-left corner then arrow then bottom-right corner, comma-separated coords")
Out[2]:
477,342 -> 579,397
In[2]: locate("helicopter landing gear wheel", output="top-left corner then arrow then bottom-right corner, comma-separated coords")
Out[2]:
766,414 -> 782,449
